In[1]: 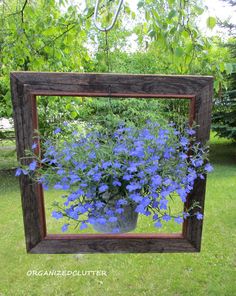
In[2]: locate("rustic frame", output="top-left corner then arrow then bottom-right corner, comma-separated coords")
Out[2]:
11,72 -> 213,254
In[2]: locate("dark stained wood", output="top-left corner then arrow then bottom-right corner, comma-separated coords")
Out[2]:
10,75 -> 46,252
11,72 -> 211,97
183,81 -> 213,251
30,234 -> 196,253
10,72 -> 213,254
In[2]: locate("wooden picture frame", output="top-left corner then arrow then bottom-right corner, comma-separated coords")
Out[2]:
11,72 -> 213,253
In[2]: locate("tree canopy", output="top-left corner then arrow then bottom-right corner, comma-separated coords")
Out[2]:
0,0 -> 235,139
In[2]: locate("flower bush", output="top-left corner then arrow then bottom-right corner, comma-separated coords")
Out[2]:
16,121 -> 213,233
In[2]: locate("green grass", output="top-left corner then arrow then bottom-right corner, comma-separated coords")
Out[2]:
0,134 -> 235,296
0,139 -> 17,170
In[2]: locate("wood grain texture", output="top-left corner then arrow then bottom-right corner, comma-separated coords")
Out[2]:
11,72 -> 212,97
183,80 -> 213,251
30,234 -> 196,254
11,75 -> 46,252
10,72 -> 213,254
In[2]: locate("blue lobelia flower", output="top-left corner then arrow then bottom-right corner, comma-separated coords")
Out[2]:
61,224 -> 69,232
192,158 -> 204,167
112,180 -> 122,187
129,193 -> 143,202
196,212 -> 203,220
96,217 -> 107,225
186,128 -> 196,136
57,169 -> 65,175
54,183 -> 63,190
69,173 -> 81,183
29,160 -> 37,171
152,214 -> 159,221
159,199 -> 168,210
183,212 -> 190,219
15,167 -> 28,176
154,220 -> 162,228
151,175 -> 162,187
52,211 -> 63,219
92,172 -> 102,182
53,127 -> 61,134
174,216 -> 184,224
144,210 -> 151,216
115,208 -> 124,214
126,182 -> 141,192
204,163 -> 213,172
177,188 -> 187,202
179,152 -> 188,160
117,199 -> 128,206
80,222 -> 88,230
31,142 -> 37,149
99,184 -> 109,193
108,217 -> 118,223
101,161 -> 112,169
127,163 -> 138,173
113,161 -> 121,169
162,214 -> 171,222
123,174 -> 133,181
140,197 -> 151,207
180,137 -> 189,147
89,151 -> 96,159
94,201 -> 105,209
135,204 -> 146,214
62,183 -> 70,190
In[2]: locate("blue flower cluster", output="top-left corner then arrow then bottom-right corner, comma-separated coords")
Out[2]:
16,121 -> 213,233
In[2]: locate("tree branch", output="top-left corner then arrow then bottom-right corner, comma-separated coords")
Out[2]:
38,0 -> 114,53
21,0 -> 28,23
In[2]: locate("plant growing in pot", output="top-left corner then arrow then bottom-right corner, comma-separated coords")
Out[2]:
16,120 -> 213,234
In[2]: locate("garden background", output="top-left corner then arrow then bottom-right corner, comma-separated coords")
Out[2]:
0,0 -> 235,295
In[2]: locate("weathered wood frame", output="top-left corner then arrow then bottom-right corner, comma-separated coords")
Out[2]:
11,72 -> 213,254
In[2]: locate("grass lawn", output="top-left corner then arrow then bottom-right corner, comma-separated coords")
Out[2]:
0,134 -> 235,296
0,139 -> 17,170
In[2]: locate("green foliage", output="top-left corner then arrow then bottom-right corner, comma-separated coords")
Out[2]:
65,97 -> 169,131
0,0 -> 92,117
37,96 -> 84,138
212,1 -> 236,141
212,88 -> 236,141
0,0 -> 234,141
206,16 -> 217,30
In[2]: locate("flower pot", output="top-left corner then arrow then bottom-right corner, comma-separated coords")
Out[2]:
92,202 -> 138,233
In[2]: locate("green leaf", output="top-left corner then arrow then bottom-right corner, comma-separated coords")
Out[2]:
195,6 -> 204,16
214,80 -> 220,92
225,63 -> 233,75
186,43 -> 193,54
70,111 -> 78,119
174,47 -> 184,57
169,27 -> 177,35
148,30 -> 156,38
137,0 -> 144,8
182,30 -> 189,39
206,16 -> 216,30
168,9 -> 177,19
167,0 -> 175,5
66,104 -> 71,110
219,62 -> 225,72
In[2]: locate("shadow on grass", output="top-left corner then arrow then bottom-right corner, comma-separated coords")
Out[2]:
0,170 -> 19,195
210,135 -> 236,166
